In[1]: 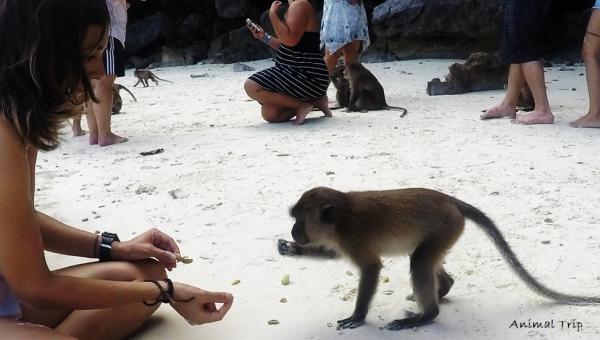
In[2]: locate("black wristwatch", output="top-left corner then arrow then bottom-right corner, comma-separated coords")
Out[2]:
99,232 -> 120,262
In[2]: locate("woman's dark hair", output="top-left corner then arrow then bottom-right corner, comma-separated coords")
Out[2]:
0,0 -> 110,151
307,0 -> 324,12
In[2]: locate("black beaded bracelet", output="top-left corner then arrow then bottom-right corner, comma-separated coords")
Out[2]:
143,280 -> 170,306
142,279 -> 195,306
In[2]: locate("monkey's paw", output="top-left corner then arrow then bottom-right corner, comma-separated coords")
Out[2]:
277,239 -> 300,256
383,311 -> 433,331
336,316 -> 365,330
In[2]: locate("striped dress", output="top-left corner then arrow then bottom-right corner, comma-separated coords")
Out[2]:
249,32 -> 330,102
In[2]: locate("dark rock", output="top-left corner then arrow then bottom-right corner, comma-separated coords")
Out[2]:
426,52 -> 506,96
371,0 -> 504,60
233,63 -> 255,72
126,12 -> 174,55
207,26 -> 273,63
215,0 -> 257,19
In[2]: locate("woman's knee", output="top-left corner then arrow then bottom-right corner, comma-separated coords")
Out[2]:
130,259 -> 167,280
261,110 -> 277,123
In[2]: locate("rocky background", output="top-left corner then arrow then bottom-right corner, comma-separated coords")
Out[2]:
125,0 -> 596,68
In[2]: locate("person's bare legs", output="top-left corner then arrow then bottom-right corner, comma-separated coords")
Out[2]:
342,40 -> 361,66
481,64 -> 523,119
513,60 -> 554,124
16,259 -> 165,340
571,10 -> 600,128
71,115 -> 86,137
324,47 -> 344,76
90,75 -> 128,146
244,79 -> 313,124
311,96 -> 333,117
85,98 -> 99,144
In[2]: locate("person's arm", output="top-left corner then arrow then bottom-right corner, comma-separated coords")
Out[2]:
36,212 -> 100,258
247,21 -> 282,50
0,126 -> 159,308
269,0 -> 311,47
37,211 -> 181,271
0,123 -> 233,322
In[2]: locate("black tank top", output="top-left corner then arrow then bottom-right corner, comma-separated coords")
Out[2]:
287,31 -> 321,53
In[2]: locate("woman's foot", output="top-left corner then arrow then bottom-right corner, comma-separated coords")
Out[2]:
568,113 -> 600,128
72,126 -> 86,137
480,103 -> 517,120
293,102 -> 314,125
512,110 -> 554,125
311,96 -> 333,117
90,132 -> 128,146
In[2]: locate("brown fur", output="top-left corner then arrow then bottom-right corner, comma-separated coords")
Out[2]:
111,83 -> 136,114
133,68 -> 173,87
330,65 -> 350,108
343,63 -> 407,116
287,186 -> 600,331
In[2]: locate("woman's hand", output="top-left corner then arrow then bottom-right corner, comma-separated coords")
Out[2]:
111,228 -> 180,270
270,1 -> 283,16
247,22 -> 266,41
171,282 -> 234,325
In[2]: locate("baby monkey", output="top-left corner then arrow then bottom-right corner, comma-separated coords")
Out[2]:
283,187 -> 600,331
133,68 -> 174,87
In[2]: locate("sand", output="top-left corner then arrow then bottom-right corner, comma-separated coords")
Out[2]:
37,59 -> 600,339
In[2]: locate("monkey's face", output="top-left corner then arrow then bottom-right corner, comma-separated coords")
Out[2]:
290,205 -> 336,246
331,65 -> 348,89
290,188 -> 341,246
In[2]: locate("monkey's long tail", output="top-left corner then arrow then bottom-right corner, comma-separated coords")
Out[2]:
116,84 -> 137,102
155,76 -> 174,83
455,199 -> 600,305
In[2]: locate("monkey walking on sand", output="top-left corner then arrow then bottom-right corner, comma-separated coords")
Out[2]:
330,63 -> 407,116
133,68 -> 174,87
280,187 -> 600,331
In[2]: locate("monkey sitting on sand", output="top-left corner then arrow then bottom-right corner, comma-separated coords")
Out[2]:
281,187 -> 600,331
112,83 -> 137,114
330,65 -> 350,108
336,63 -> 407,116
133,68 -> 174,87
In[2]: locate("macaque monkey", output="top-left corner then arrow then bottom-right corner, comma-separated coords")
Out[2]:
343,63 -> 407,116
330,65 -> 350,108
112,83 -> 137,114
285,187 -> 600,331
133,68 -> 173,87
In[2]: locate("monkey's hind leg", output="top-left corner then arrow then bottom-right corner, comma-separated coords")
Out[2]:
406,268 -> 454,301
385,243 -> 441,331
277,239 -> 337,258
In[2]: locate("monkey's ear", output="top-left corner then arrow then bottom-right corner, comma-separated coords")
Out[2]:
320,204 -> 335,224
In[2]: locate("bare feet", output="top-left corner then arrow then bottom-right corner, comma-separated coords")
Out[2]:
72,126 -> 86,137
293,102 -> 314,125
311,96 -> 333,117
511,110 -> 554,125
90,133 -> 128,146
568,113 -> 600,128
480,103 -> 517,120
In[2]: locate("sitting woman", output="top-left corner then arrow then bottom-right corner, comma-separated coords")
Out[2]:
244,0 -> 332,125
0,0 -> 232,338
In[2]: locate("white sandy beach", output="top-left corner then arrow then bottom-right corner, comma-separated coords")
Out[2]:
37,59 -> 600,339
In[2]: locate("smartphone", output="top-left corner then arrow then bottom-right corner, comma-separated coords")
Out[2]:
245,18 -> 262,32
